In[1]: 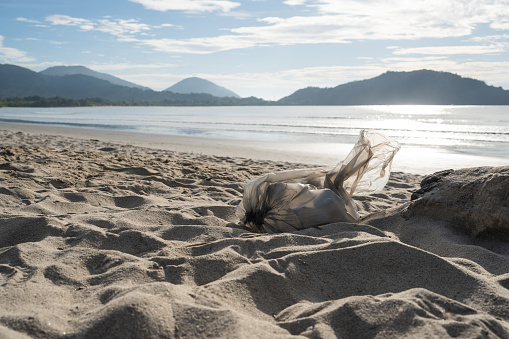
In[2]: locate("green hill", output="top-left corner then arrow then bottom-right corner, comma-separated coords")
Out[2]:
40,65 -> 150,90
165,77 -> 240,98
279,70 -> 509,105
2,65 -> 509,106
0,64 -> 265,105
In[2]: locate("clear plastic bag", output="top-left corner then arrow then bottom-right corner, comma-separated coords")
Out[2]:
236,130 -> 401,233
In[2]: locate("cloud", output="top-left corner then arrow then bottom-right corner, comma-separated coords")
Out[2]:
136,15 -> 357,54
34,0 -> 509,58
0,35 -> 35,63
491,20 -> 509,30
49,41 -> 68,45
283,0 -> 308,5
454,61 -> 509,87
16,17 -> 41,24
95,19 -> 152,37
132,0 -> 509,55
128,0 -> 240,12
392,44 -> 507,55
311,0 -> 509,32
45,15 -> 152,39
218,10 -> 254,19
470,34 -> 509,42
138,35 -> 260,54
46,15 -> 91,27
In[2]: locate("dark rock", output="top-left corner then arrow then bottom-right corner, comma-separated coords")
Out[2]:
403,166 -> 509,236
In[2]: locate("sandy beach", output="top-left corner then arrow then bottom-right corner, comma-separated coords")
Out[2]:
0,124 -> 508,338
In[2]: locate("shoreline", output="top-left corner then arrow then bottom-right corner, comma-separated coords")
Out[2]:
1,122 -> 507,175
0,122 -> 344,167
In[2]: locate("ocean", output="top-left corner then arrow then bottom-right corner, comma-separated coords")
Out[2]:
0,105 -> 507,173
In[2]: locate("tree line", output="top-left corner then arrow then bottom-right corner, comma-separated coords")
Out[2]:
0,95 -> 274,107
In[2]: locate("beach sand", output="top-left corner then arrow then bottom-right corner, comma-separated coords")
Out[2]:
0,126 -> 508,338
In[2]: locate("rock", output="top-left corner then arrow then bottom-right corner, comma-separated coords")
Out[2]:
403,166 -> 509,236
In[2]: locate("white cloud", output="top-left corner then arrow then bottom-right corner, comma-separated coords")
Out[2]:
46,15 -> 91,27
136,15 -> 358,54
138,35 -> 259,54
49,41 -> 68,45
43,15 -> 180,42
95,19 -> 151,37
392,44 -> 507,55
37,1 -> 509,57
491,20 -> 509,30
128,0 -> 240,12
0,35 -> 35,63
311,0 -> 509,32
470,34 -> 509,42
283,0 -> 308,5
16,17 -> 41,24
380,56 -> 459,72
45,15 -> 152,39
132,0 -> 509,55
46,15 -> 151,37
454,61 -> 509,87
218,10 -> 255,19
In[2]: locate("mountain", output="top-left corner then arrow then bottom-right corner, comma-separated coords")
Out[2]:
3,64 -> 509,106
40,65 -> 150,90
0,64 -> 156,100
165,77 -> 240,98
0,64 -> 265,105
278,70 -> 509,105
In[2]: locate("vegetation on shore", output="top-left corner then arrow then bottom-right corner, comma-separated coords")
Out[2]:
0,95 -> 271,108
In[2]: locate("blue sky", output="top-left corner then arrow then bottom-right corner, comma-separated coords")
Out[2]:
1,0 -> 509,100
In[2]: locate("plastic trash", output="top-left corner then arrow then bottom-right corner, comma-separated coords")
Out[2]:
236,130 -> 401,233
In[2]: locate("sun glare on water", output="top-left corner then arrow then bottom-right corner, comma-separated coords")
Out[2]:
361,105 -> 463,147
366,105 -> 451,116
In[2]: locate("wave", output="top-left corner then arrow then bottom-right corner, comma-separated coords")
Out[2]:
9,117 -> 507,136
1,117 -> 508,145
0,118 -> 137,131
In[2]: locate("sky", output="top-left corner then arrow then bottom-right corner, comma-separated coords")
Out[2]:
1,0 -> 509,100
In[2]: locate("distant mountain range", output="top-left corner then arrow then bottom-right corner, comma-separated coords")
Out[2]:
40,66 -> 151,90
0,64 -> 260,105
165,77 -> 240,98
279,70 -> 509,105
1,64 -> 509,105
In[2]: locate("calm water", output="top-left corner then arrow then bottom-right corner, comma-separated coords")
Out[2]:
0,105 -> 508,171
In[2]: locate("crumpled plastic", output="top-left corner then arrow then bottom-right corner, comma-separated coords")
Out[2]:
236,130 -> 401,233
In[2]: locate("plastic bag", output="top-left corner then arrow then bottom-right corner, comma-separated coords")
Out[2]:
236,130 -> 401,233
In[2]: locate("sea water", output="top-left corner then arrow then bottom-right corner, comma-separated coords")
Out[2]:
0,105 -> 507,173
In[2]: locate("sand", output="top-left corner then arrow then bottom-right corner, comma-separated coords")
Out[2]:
0,126 -> 508,338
